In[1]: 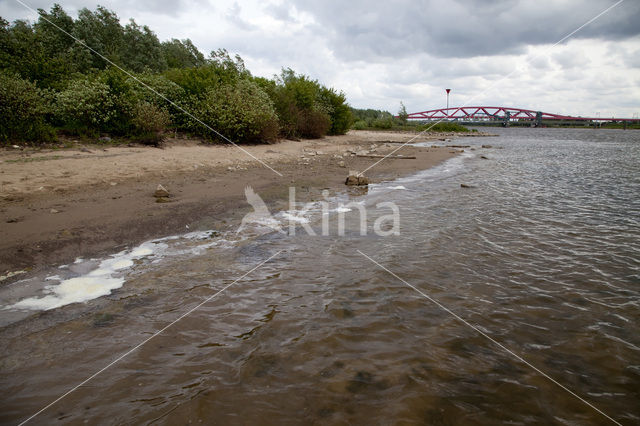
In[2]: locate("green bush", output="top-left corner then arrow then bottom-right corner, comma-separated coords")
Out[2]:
165,50 -> 248,96
320,87 -> 352,135
190,79 -> 279,143
126,73 -> 186,128
54,78 -> 118,134
299,109 -> 331,139
0,72 -> 55,143
417,122 -> 472,132
131,101 -> 170,145
260,69 -> 351,139
352,120 -> 368,130
372,116 -> 394,129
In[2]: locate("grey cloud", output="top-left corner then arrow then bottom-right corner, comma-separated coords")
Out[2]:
225,1 -> 255,30
291,0 -> 640,61
264,2 -> 296,22
0,0 -> 209,23
551,50 -> 591,69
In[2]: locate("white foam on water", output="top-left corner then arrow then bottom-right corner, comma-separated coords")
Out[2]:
246,216 -> 283,229
280,211 -> 310,224
11,276 -> 126,311
388,185 -> 408,190
9,241 -> 159,311
322,205 -> 353,215
333,206 -> 352,213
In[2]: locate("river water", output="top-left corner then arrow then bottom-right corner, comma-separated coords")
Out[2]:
1,128 -> 639,425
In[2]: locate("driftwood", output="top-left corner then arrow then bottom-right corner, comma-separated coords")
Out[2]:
356,154 -> 417,159
445,145 -> 470,148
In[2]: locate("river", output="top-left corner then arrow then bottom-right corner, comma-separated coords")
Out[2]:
1,127 -> 639,425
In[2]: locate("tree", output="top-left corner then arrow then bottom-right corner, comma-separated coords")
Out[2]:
320,87 -> 352,135
72,6 -> 124,70
121,19 -> 166,72
161,38 -> 205,69
397,101 -> 408,125
35,4 -> 75,56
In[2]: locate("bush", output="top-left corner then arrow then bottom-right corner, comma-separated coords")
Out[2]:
190,79 -> 279,143
299,109 -> 331,139
417,122 -> 472,132
352,120 -> 368,130
261,69 -> 351,139
126,73 -> 186,128
54,78 -> 118,134
131,101 -> 170,145
0,72 -> 55,143
372,116 -> 394,129
320,87 -> 352,135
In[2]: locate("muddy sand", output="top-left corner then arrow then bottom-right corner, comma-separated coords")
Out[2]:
0,130 -> 473,277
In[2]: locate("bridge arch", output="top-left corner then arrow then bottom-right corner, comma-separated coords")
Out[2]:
406,106 -> 635,122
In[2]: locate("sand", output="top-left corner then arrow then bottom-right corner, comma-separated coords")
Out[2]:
0,130 -> 465,276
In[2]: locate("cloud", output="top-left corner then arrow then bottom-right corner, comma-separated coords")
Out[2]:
291,0 -> 640,60
225,1 -> 255,30
264,2 -> 296,22
1,0 -> 638,117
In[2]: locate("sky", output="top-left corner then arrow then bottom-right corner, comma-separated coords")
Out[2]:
2,0 -> 639,118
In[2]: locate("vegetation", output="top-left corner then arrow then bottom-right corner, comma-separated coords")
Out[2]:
0,4 -> 351,145
416,122 -> 475,132
350,106 -> 475,132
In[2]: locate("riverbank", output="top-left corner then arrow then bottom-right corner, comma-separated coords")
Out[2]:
0,130 -> 472,278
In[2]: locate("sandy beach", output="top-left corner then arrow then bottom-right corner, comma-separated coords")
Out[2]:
0,130 -> 469,276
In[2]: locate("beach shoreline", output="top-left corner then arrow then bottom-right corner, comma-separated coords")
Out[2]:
0,130 -> 472,278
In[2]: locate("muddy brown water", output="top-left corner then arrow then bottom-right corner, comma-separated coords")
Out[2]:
1,128 -> 639,425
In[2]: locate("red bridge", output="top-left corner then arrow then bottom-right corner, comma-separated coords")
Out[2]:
406,106 -> 637,122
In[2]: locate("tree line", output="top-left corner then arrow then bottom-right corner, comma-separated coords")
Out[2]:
0,4 -> 352,144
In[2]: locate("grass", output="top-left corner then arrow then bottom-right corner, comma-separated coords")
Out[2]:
352,121 -> 476,133
415,122 -> 476,132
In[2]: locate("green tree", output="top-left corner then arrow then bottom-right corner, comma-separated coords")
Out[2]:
397,101 -> 408,125
121,19 -> 166,72
161,38 -> 205,69
320,87 -> 352,135
0,19 -> 43,82
35,4 -> 75,55
165,50 -> 249,97
72,6 -> 124,70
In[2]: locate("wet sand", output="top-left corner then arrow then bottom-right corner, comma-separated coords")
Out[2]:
0,130 -> 465,277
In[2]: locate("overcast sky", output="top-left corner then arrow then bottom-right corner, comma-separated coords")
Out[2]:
2,0 -> 639,117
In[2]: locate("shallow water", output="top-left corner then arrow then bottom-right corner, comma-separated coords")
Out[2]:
1,128 -> 639,425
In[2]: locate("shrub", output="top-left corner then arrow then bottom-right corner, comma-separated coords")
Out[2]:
131,101 -> 170,145
261,69 -> 351,139
126,73 -> 186,128
352,120 -> 368,130
54,78 -> 118,134
417,122 -> 471,132
0,72 -> 55,143
372,116 -> 394,129
320,87 -> 352,135
299,109 -> 331,139
190,79 -> 279,143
